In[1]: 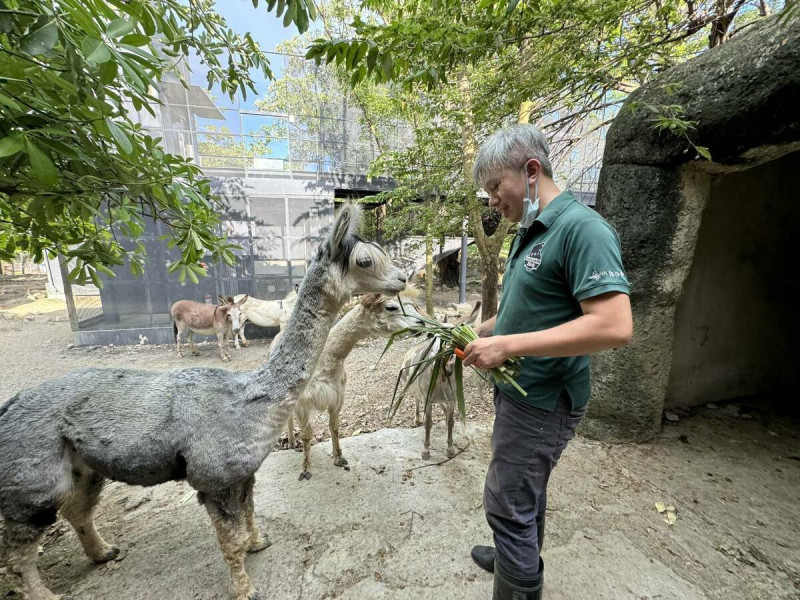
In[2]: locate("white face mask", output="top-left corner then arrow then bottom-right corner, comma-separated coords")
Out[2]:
519,171 -> 539,228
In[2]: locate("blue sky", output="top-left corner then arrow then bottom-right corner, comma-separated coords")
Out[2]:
189,0 -> 310,111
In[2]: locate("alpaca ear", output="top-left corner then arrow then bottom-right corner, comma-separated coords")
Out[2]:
329,204 -> 360,261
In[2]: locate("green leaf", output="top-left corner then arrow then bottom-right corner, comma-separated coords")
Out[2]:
696,146 -> 712,161
25,139 -> 58,186
105,119 -> 133,154
107,18 -> 137,38
82,38 -> 112,64
120,33 -> 151,47
454,354 -> 465,424
99,60 -> 118,84
20,18 -> 58,55
0,92 -> 22,112
0,135 -> 24,158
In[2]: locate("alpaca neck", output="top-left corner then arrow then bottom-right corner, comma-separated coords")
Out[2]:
314,305 -> 373,378
245,259 -> 350,406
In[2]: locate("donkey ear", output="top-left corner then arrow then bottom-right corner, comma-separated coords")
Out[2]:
236,294 -> 248,306
218,295 -> 229,306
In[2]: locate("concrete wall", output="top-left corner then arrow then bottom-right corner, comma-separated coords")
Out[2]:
665,152 -> 799,407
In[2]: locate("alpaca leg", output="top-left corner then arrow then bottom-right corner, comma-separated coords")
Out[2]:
445,403 -> 456,458
415,398 -> 422,427
203,493 -> 260,600
298,413 -> 313,480
217,331 -> 230,362
243,477 -> 270,553
329,407 -> 347,468
287,413 -> 300,451
422,403 -> 433,460
188,331 -> 199,356
60,466 -> 118,563
2,518 -> 69,600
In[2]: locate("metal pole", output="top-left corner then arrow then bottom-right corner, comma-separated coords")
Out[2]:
459,217 -> 468,304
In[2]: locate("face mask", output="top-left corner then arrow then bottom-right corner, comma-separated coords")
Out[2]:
519,172 -> 539,228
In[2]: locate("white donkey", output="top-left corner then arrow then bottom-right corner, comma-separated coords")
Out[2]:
232,286 -> 297,349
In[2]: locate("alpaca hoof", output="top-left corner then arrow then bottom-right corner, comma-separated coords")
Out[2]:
241,341 -> 250,347
247,592 -> 262,600
247,537 -> 272,553
333,457 -> 348,467
222,356 -> 230,362
192,351 -> 200,356
421,449 -> 431,460
293,445 -> 303,453
446,447 -> 457,458
415,420 -> 423,427
92,544 -> 120,564
298,471 -> 312,481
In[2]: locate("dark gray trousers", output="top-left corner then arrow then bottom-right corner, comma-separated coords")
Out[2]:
483,388 -> 586,578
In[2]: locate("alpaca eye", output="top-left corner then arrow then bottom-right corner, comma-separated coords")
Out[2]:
356,255 -> 372,268
386,305 -> 399,312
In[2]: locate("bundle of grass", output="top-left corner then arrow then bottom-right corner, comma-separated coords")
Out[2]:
379,299 -> 526,422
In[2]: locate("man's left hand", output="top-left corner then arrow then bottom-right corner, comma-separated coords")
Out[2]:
461,337 -> 509,369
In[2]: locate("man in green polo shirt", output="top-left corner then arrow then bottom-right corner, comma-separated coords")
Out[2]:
461,124 -> 632,600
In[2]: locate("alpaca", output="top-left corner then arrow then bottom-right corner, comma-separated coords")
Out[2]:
231,286 -> 297,350
400,301 -> 481,460
0,205 -> 407,600
273,291 -> 425,480
172,295 -> 247,362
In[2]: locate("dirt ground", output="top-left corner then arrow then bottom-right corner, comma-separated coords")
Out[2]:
0,279 -> 799,599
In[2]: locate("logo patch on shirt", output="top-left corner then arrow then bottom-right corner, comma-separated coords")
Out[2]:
524,242 -> 546,272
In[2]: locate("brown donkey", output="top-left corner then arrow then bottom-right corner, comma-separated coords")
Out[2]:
171,295 -> 248,362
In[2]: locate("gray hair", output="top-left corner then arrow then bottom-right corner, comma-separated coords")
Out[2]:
473,124 -> 553,187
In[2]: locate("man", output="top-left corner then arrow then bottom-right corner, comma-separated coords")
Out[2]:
461,124 -> 633,600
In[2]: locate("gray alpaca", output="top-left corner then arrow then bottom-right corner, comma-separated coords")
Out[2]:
0,206 -> 408,600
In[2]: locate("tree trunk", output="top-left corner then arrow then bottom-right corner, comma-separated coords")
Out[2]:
459,73 -> 517,320
425,231 -> 434,316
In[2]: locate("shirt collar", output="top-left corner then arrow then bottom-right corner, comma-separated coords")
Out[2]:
533,190 -> 575,229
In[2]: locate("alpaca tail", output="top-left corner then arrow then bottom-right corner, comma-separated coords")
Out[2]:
173,320 -> 178,340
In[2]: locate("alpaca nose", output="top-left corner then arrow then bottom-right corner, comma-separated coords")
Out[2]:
398,275 -> 407,283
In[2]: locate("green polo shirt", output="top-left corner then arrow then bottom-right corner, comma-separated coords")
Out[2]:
494,190 -> 630,411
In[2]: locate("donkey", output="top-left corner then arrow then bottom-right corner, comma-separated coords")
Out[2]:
232,286 -> 298,350
171,295 -> 248,362
0,205 -> 407,600
273,291 -> 425,480
400,301 -> 481,460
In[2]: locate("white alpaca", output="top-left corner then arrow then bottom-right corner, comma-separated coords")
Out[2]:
400,301 -> 481,460
271,292 -> 424,480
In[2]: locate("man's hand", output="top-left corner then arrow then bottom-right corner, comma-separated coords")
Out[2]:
462,337 -> 509,369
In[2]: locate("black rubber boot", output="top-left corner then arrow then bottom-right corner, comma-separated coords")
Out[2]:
492,558 -> 544,600
471,545 -> 495,573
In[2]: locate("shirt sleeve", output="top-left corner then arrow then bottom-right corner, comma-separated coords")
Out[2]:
565,217 -> 630,302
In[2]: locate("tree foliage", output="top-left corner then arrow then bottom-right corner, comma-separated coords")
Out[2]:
303,0 -> 785,314
0,0 -> 313,285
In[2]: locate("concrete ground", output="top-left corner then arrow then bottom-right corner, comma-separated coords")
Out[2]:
5,406 -> 797,600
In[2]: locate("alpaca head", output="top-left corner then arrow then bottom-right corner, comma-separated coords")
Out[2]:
219,295 -> 248,335
319,204 -> 407,298
358,288 -> 425,337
